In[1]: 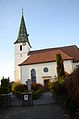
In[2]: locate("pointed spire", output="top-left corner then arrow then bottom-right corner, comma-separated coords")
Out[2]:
14,10 -> 31,47
22,8 -> 23,15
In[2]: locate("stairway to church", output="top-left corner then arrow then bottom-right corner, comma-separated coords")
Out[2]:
33,91 -> 55,105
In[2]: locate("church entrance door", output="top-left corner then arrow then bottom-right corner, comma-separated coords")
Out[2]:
44,79 -> 49,91
42,76 -> 51,91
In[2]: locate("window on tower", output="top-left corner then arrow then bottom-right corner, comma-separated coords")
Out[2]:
20,45 -> 22,51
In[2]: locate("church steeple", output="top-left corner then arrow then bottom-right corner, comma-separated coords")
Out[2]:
14,10 -> 31,47
14,10 -> 31,81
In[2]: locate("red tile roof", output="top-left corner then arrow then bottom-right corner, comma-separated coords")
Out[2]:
59,45 -> 79,62
19,45 -> 79,66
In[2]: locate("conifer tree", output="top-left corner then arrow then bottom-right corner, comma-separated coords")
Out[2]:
1,77 -> 10,93
56,54 -> 65,79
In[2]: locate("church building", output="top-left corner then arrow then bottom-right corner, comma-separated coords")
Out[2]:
14,11 -> 79,87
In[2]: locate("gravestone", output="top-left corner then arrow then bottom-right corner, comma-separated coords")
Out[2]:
27,79 -> 31,92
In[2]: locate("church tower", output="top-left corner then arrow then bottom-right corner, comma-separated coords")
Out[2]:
14,10 -> 31,81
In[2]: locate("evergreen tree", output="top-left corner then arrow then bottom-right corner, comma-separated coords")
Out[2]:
56,54 -> 65,79
1,77 -> 10,93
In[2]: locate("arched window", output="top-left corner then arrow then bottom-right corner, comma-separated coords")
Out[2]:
31,69 -> 36,83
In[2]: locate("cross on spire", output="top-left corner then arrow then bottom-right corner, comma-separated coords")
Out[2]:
22,8 -> 24,15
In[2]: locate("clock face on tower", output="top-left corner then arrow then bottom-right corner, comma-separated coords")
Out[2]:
22,42 -> 26,46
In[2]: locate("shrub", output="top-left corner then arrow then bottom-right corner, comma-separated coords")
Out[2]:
48,78 -> 66,103
48,82 -> 53,90
51,89 -> 57,100
10,81 -> 15,92
0,77 -> 10,94
12,81 -> 28,95
32,88 -> 43,100
32,83 -> 44,100
0,87 -> 10,94
32,91 -> 40,100
51,79 -> 65,95
32,82 -> 43,91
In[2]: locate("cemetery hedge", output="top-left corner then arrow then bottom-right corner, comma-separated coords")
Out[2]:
55,54 -> 79,118
64,66 -> 79,119
65,66 -> 79,107
48,65 -> 79,118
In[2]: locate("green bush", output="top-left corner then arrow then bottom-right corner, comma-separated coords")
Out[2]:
51,89 -> 57,100
32,90 -> 40,100
32,88 -> 44,100
48,82 -> 53,90
0,87 -> 10,94
12,81 -> 27,94
32,91 -> 40,100
48,78 -> 66,103
51,79 -> 65,95
0,77 -> 10,94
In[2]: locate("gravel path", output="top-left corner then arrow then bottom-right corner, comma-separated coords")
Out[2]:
0,92 -> 65,119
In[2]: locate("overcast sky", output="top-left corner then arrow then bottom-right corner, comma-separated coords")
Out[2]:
0,0 -> 79,81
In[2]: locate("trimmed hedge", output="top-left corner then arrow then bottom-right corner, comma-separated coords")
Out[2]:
65,65 -> 79,107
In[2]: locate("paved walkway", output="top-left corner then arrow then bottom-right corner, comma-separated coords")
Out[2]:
33,91 -> 55,105
0,92 -> 65,119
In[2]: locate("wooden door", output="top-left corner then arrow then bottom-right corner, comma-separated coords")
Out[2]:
44,79 -> 49,91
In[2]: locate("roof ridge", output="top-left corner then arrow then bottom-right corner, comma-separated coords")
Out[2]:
30,49 -> 73,59
30,45 -> 77,53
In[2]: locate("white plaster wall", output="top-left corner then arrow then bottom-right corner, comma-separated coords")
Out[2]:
64,60 -> 73,74
21,60 -> 73,85
21,66 -> 29,84
21,62 -> 57,85
14,42 -> 30,81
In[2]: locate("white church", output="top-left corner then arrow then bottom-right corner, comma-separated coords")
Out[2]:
14,11 -> 79,88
